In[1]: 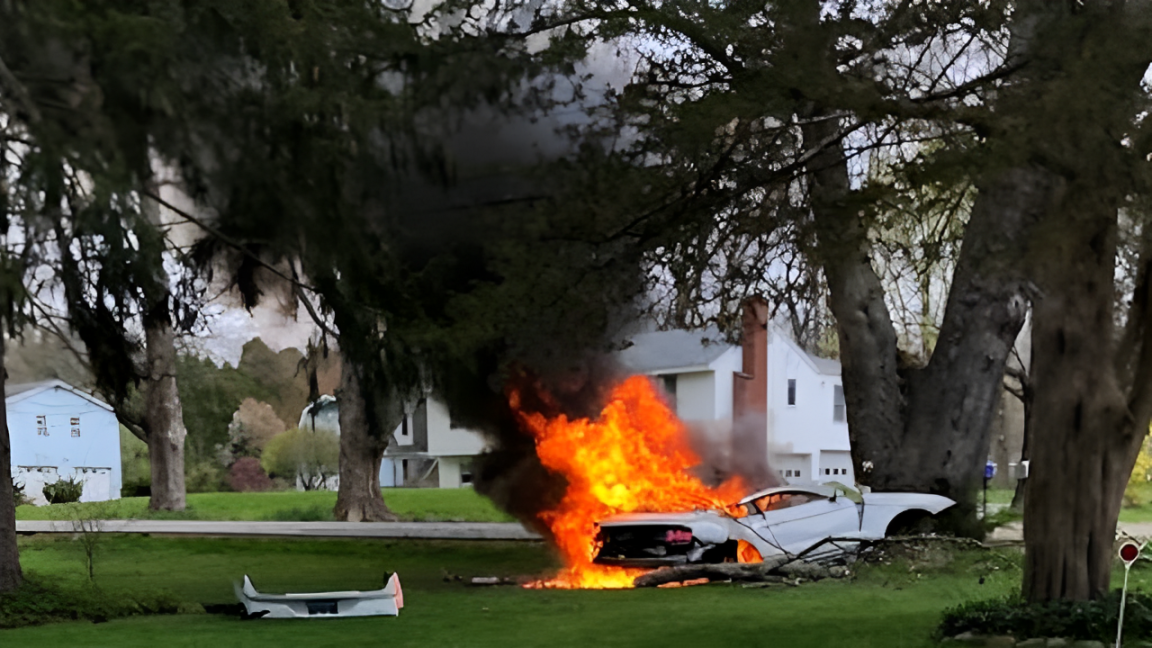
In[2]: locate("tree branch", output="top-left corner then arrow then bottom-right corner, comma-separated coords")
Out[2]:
141,190 -> 321,298
0,53 -> 42,124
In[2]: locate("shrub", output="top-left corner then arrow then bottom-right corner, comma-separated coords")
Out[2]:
1127,434 -> 1152,506
42,477 -> 83,504
185,459 -> 228,493
262,427 -> 339,490
938,591 -> 1152,642
0,576 -> 181,629
11,476 -> 29,508
229,457 -> 273,492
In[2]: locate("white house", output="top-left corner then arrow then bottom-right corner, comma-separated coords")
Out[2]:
618,300 -> 853,486
384,398 -> 487,489
298,395 -> 488,489
7,379 -> 122,504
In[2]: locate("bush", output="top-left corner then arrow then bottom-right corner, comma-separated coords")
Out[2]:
262,427 -> 339,490
228,457 -> 273,492
938,591 -> 1152,642
185,459 -> 228,493
42,477 -> 83,504
11,475 -> 29,508
0,576 -> 181,629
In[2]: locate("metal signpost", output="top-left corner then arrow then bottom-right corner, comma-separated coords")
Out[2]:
983,461 -> 996,519
1117,540 -> 1143,648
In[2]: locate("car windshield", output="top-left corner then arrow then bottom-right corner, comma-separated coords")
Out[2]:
726,492 -> 818,518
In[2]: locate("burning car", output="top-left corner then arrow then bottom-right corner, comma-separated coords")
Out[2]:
592,483 -> 954,567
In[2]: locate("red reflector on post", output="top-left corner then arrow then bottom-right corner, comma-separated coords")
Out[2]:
1120,542 -> 1141,565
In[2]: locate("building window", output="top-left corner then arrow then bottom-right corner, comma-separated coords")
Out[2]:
825,468 -> 831,475
833,385 -> 846,422
71,417 -> 81,437
36,415 -> 47,436
787,379 -> 796,406
660,375 -> 677,401
795,470 -> 801,478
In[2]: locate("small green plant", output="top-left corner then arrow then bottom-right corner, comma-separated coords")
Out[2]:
42,477 -> 83,505
51,501 -> 114,580
10,475 -> 29,508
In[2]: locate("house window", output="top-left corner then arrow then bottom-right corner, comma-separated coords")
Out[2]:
795,470 -> 801,478
787,379 -> 796,406
71,417 -> 81,437
660,375 -> 677,401
833,385 -> 846,422
36,415 -> 47,436
825,468 -> 831,475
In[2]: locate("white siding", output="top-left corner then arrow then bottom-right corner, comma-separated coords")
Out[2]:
674,371 -> 715,422
8,385 -> 121,504
764,330 -> 851,483
425,398 -> 487,457
819,450 -> 855,482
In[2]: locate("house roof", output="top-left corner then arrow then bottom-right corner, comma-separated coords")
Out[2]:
4,379 -> 114,412
617,327 -> 736,374
767,323 -> 842,377
805,354 -> 842,376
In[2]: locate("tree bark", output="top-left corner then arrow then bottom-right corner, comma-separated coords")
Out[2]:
801,113 -> 906,491
1022,201 -> 1142,602
0,332 -> 22,593
897,169 -> 1051,534
142,304 -> 188,511
334,356 -> 398,522
805,111 -> 1044,534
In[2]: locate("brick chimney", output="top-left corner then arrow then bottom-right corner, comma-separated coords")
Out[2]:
733,297 -> 769,420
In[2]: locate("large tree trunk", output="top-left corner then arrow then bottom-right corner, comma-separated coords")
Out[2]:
142,304 -> 187,511
804,111 -> 1041,534
334,357 -> 398,522
801,114 -> 906,490
1023,205 -> 1138,601
0,332 -> 22,593
897,169 -> 1051,534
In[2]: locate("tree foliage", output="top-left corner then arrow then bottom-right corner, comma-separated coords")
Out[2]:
261,428 -> 339,492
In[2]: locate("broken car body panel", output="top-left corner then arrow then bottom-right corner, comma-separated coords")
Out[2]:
593,484 -> 954,566
235,573 -> 404,619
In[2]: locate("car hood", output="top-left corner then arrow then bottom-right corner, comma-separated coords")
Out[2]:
596,511 -> 719,527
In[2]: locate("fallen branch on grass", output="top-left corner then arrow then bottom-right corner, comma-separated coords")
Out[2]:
633,557 -> 848,588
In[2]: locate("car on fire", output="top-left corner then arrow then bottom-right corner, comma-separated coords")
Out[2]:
592,483 -> 954,566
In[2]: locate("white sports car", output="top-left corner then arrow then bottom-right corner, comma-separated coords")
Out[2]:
592,483 -> 954,566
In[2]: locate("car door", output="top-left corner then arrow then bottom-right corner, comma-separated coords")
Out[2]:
760,493 -> 860,556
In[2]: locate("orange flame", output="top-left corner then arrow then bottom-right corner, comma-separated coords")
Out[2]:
512,375 -> 746,588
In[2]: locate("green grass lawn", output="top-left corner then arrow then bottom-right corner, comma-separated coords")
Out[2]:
0,533 -> 1037,648
15,489 -> 515,523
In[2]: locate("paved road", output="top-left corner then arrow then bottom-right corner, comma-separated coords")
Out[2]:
15,520 -> 542,541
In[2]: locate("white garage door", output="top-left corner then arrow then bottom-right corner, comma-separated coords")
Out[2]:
15,466 -> 58,506
75,468 -> 111,502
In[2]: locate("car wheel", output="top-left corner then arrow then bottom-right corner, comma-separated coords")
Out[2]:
885,510 -> 935,537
